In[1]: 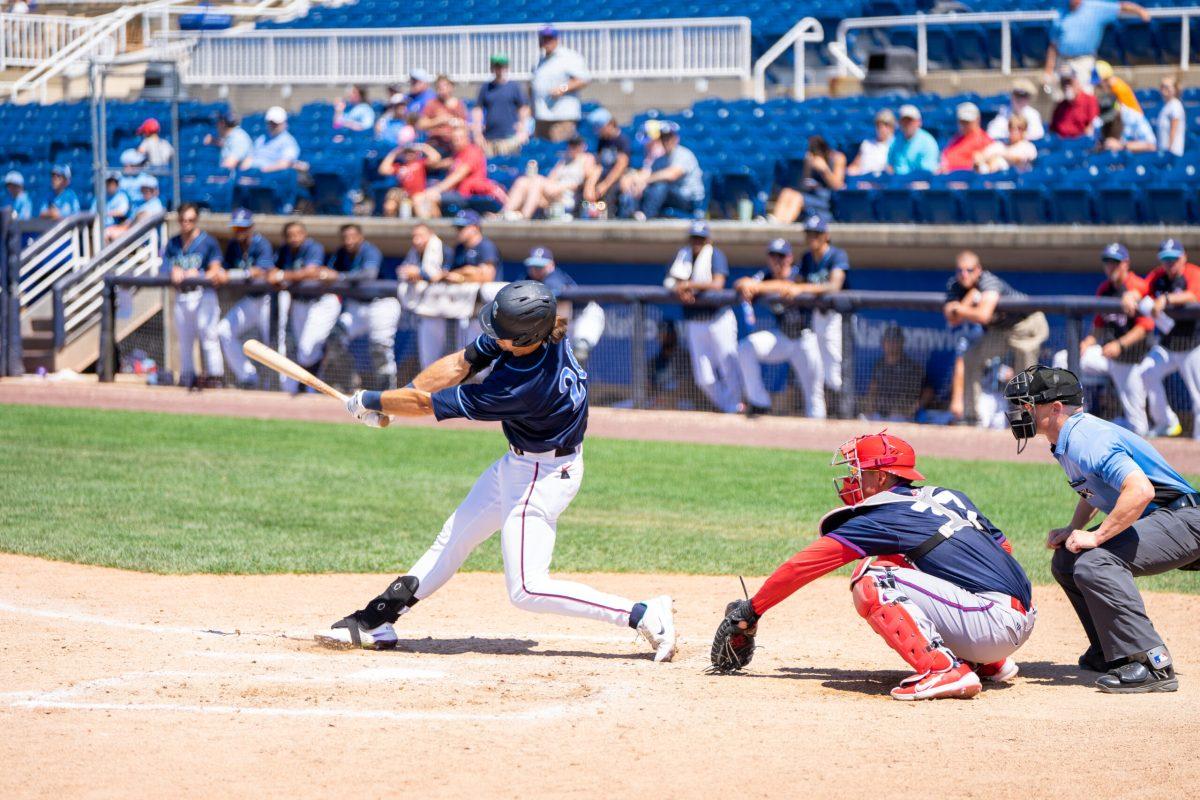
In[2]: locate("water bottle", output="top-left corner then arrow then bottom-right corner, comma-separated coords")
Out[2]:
399,198 -> 413,219
525,160 -> 538,177
737,198 -> 753,222
549,199 -> 564,220
741,299 -> 756,327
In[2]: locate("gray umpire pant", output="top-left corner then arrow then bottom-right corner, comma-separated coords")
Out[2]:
1051,506 -> 1200,662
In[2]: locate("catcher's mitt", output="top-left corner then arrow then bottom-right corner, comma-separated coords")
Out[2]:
709,598 -> 759,674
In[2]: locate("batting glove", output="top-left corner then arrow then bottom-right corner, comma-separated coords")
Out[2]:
346,391 -> 388,428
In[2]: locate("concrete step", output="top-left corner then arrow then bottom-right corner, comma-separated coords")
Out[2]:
29,316 -> 54,334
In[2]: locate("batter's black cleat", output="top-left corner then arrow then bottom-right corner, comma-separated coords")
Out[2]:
1078,644 -> 1128,673
1097,661 -> 1178,694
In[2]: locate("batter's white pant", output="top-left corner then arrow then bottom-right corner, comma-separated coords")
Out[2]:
417,315 -> 474,369
173,289 -> 223,380
283,294 -> 342,393
402,448 -> 635,626
684,308 -> 742,414
859,562 -> 1036,665
340,298 -> 402,383
1053,345 -> 1151,436
812,310 -> 843,392
1140,344 -> 1200,438
737,329 -> 826,418
218,293 -> 290,384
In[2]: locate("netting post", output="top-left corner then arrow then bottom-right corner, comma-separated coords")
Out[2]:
1065,314 -> 1083,376
0,212 -> 8,377
838,308 -> 857,419
630,300 -> 647,409
267,289 -> 282,391
98,278 -> 116,382
2,217 -> 23,377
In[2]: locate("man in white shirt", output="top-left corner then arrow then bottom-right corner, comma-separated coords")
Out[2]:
847,109 -> 895,176
530,25 -> 590,142
986,79 -> 1046,142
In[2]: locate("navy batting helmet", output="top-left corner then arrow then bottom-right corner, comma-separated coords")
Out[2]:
479,280 -> 556,347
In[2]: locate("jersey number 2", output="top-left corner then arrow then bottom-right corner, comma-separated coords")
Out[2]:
558,347 -> 588,409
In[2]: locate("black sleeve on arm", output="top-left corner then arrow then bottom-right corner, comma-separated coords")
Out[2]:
463,336 -> 502,378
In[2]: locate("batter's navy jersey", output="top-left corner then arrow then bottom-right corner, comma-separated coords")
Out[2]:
1053,412 -> 1195,515
330,241 -> 383,280
431,334 -> 588,452
161,231 -> 222,275
276,238 -> 325,270
822,484 -> 1032,608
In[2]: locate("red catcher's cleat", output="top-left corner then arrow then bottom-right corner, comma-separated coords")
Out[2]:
973,658 -> 1019,683
890,662 -> 982,701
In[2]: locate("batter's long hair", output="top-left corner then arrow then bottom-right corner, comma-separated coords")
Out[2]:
549,316 -> 569,343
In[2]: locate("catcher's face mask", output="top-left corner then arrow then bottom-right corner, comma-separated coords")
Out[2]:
831,438 -> 868,506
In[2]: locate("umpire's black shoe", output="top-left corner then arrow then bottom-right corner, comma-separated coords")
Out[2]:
1078,644 -> 1128,673
1096,661 -> 1179,694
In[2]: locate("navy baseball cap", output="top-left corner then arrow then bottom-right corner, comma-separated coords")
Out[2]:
3,170 -> 23,186
538,24 -> 559,38
803,211 -> 829,233
50,164 -> 71,180
1101,242 -> 1128,262
453,209 -> 482,228
525,246 -> 554,267
767,237 -> 792,256
1159,238 -> 1185,261
688,220 -> 711,239
230,208 -> 253,227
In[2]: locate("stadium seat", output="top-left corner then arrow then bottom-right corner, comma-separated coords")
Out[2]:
916,188 -> 961,223
1049,184 -> 1095,224
1144,183 -> 1192,225
1007,185 -> 1049,225
832,187 -> 877,222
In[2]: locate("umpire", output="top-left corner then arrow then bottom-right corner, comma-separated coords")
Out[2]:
1004,365 -> 1200,693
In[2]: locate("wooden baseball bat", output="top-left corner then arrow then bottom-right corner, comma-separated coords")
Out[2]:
241,339 -> 390,427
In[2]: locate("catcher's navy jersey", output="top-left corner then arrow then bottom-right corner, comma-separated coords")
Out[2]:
431,334 -> 588,452
822,484 -> 1032,608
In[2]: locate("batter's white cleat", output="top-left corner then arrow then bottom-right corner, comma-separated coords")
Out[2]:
637,595 -> 678,663
890,663 -> 982,701
315,618 -> 398,651
975,657 -> 1019,683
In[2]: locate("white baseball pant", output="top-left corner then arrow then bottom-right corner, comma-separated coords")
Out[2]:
416,315 -> 474,368
217,293 -> 290,384
812,310 -> 843,392
570,301 -> 606,351
737,329 -> 826,418
1053,345 -> 1151,436
1140,344 -> 1200,438
340,298 -> 402,382
857,562 -> 1036,665
173,289 -> 223,380
684,308 -> 742,414
283,294 -> 342,393
400,448 -> 635,626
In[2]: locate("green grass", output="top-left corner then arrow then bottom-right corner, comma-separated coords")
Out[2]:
2,403 -> 1198,593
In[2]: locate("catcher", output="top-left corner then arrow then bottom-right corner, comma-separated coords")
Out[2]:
711,432 -> 1036,700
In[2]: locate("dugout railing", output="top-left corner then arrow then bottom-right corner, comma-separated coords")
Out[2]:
96,274 -> 1200,426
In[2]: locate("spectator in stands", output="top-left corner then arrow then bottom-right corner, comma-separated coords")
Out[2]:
940,102 -> 993,174
771,135 -> 845,223
796,211 -> 848,405
411,127 -> 504,218
204,111 -> 252,172
118,148 -> 147,196
274,221 -> 332,393
1095,92 -> 1156,153
447,210 -> 499,284
530,25 -> 590,142
1043,0 -> 1150,89
1057,242 -> 1154,436
1050,66 -> 1100,138
136,118 -> 174,169
666,220 -> 741,414
418,75 -> 468,153
617,120 -> 667,216
847,109 -> 895,176
986,79 -> 1045,142
887,105 -> 940,175
399,223 -> 470,368
406,70 -> 437,115
99,172 -> 131,242
1092,60 -> 1141,113
583,108 -> 631,215
943,250 -> 1048,425
163,203 -> 225,389
218,209 -> 277,389
334,85 -> 375,132
976,116 -> 1038,174
1157,75 -> 1186,157
865,324 -> 925,421
375,94 -> 416,148
330,224 -> 400,391
501,135 -> 594,220
1138,238 -> 1200,439
38,164 -> 80,220
241,106 -> 300,173
106,174 -> 165,241
4,171 -> 32,221
378,142 -> 431,217
634,122 -> 705,220
473,54 -> 531,157
522,246 -> 605,367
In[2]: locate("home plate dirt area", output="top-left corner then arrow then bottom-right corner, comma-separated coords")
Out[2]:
0,554 -> 1197,799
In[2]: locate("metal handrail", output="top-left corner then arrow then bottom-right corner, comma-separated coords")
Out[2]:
17,212 -> 98,313
752,16 -> 824,103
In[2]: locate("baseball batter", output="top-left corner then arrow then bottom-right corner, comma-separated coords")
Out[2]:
273,221 -> 329,393
710,432 -> 1035,700
217,209 -> 282,389
163,203 -> 225,388
318,280 -> 677,661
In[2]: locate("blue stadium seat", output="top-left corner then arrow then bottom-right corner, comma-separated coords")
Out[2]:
832,187 -> 877,222
1007,184 -> 1049,225
916,188 -> 961,223
1094,181 -> 1143,225
1049,184 -> 1095,224
1144,183 -> 1192,224
1120,21 -> 1159,65
960,186 -> 1007,224
875,187 -> 916,223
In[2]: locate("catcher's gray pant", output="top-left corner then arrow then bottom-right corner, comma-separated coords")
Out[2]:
737,329 -> 826,418
218,293 -> 289,384
1051,505 -> 1200,662
173,288 -> 223,379
684,308 -> 742,414
283,293 -> 341,392
1054,345 -> 1151,436
1140,344 -> 1200,438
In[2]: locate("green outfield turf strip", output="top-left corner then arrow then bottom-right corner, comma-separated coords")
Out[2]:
2,403 -> 1199,593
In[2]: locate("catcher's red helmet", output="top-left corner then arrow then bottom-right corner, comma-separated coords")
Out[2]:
832,432 -> 925,505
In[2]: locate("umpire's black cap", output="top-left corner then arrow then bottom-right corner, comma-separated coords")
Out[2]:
1004,365 -> 1084,407
479,280 -> 556,347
